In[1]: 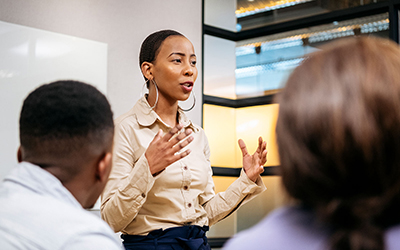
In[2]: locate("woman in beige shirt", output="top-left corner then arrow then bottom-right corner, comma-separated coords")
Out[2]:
101,29 -> 267,250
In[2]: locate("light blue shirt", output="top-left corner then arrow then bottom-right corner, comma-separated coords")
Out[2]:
223,205 -> 400,250
0,162 -> 123,250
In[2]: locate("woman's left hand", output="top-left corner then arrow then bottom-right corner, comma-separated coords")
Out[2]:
239,137 -> 267,182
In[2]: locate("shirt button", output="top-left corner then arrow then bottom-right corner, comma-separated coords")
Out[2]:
141,193 -> 146,198
183,186 -> 188,190
183,166 -> 188,170
188,203 -> 192,208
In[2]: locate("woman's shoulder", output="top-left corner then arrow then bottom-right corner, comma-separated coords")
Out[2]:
223,206 -> 329,250
386,224 -> 400,249
114,99 -> 146,127
113,109 -> 140,134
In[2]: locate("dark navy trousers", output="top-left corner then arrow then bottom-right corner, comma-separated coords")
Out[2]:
121,225 -> 211,250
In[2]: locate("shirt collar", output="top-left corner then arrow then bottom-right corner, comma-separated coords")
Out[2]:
4,162 -> 82,208
135,96 -> 198,132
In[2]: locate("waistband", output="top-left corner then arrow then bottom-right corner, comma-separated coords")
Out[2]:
122,225 -> 210,250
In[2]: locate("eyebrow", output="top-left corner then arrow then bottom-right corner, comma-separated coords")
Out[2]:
168,52 -> 196,58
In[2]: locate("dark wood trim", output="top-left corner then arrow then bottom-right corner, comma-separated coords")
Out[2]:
208,237 -> 229,248
212,166 -> 279,177
203,94 -> 276,108
203,25 -> 237,41
203,95 -> 238,108
389,3 -> 400,43
235,94 -> 276,108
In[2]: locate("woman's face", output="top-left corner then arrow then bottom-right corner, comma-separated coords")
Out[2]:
151,35 -> 198,102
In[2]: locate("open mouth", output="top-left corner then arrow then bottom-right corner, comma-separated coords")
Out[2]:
181,82 -> 194,92
182,82 -> 193,87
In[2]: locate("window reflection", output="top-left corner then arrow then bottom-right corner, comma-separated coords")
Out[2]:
237,0 -> 387,30
235,13 -> 389,98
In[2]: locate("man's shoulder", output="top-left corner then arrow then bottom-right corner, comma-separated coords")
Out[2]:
0,193 -> 119,249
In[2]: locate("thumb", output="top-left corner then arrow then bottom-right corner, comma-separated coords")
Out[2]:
151,129 -> 163,143
238,139 -> 248,157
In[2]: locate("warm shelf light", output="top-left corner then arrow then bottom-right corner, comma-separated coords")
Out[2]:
236,0 -> 314,18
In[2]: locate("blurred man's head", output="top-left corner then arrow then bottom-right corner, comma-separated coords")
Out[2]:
18,80 -> 114,208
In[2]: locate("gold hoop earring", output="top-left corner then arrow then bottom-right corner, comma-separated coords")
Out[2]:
149,79 -> 159,110
140,79 -> 159,110
182,90 -> 196,112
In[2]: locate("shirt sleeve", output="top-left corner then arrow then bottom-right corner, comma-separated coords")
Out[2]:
100,120 -> 156,233
199,133 -> 267,226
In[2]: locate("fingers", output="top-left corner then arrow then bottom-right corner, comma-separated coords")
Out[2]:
173,128 -> 193,143
257,137 -> 266,153
146,125 -> 193,175
173,134 -> 194,153
260,149 -> 268,166
176,148 -> 191,159
238,139 -> 249,157
163,124 -> 183,142
165,125 -> 194,155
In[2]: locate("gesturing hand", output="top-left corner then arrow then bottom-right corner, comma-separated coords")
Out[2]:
145,124 -> 194,176
239,137 -> 267,182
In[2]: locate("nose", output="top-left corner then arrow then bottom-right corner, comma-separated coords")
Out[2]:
183,64 -> 194,77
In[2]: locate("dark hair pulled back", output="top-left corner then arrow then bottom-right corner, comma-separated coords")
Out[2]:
276,37 -> 400,250
139,29 -> 184,86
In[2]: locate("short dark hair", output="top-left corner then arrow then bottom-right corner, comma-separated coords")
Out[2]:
139,29 -> 184,85
276,37 -> 400,250
19,80 -> 114,179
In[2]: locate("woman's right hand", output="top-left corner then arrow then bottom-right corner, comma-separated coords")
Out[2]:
145,124 -> 194,176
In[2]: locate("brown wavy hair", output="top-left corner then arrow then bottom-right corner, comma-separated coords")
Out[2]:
276,36 -> 400,250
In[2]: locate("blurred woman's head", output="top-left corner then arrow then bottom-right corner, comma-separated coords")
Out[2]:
276,36 -> 400,250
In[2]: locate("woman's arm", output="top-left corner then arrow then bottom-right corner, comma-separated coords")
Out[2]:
200,136 -> 267,226
100,121 -> 154,232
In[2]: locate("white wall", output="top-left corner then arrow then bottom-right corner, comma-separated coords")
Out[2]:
0,0 -> 203,176
0,21 -> 108,181
204,0 -> 236,31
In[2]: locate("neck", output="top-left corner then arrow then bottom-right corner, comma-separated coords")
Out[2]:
147,92 -> 179,127
63,173 -> 97,209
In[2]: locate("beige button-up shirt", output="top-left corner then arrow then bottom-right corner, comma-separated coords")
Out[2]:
101,97 -> 266,235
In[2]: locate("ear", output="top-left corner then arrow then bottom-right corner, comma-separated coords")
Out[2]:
141,62 -> 153,81
95,152 -> 112,183
17,146 -> 23,163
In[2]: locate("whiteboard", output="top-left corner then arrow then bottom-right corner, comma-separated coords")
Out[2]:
0,20 -> 108,181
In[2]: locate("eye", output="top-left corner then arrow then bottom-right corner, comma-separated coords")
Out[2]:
173,59 -> 182,63
191,60 -> 197,66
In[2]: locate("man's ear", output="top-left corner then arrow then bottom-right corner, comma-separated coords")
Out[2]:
17,146 -> 23,163
141,62 -> 153,81
95,152 -> 112,182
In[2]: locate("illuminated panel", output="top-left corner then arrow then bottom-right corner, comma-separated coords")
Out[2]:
210,175 -> 287,235
235,104 -> 280,167
203,104 -> 237,167
237,176 -> 287,231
